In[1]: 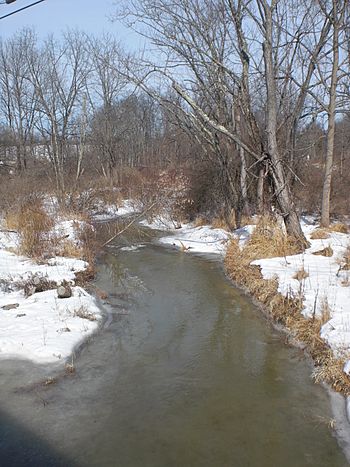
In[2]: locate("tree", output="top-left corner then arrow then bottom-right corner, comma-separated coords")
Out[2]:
116,0 -> 334,246
0,29 -> 37,173
26,32 -> 91,202
319,0 -> 347,227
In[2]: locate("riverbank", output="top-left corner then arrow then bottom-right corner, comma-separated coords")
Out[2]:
0,198 -> 136,365
142,213 -> 350,397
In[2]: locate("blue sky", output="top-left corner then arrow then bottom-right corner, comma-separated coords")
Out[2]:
0,0 -> 141,48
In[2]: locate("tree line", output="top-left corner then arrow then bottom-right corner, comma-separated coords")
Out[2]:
0,0 -> 349,247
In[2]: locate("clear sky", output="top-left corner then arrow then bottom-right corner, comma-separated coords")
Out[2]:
0,0 -> 141,48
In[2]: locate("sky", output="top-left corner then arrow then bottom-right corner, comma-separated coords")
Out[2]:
0,0 -> 141,48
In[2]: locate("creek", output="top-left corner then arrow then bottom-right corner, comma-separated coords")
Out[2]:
0,222 -> 349,466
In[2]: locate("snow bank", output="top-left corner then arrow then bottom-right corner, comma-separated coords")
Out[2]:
251,223 -> 350,360
142,216 -> 233,255
0,286 -> 101,364
0,227 -> 102,365
91,199 -> 137,221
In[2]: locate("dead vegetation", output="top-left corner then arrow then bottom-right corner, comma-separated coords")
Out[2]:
310,223 -> 348,240
225,216 -> 350,396
329,223 -> 349,234
5,197 -> 53,258
293,268 -> 309,281
74,305 -> 97,321
340,246 -> 350,271
3,196 -> 97,270
310,229 -> 330,240
312,246 -> 334,257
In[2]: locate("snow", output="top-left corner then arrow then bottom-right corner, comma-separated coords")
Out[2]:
119,245 -> 145,252
142,215 -> 233,255
91,199 -> 137,221
251,229 -> 350,354
249,224 -> 350,380
0,287 -> 101,364
0,227 -> 102,365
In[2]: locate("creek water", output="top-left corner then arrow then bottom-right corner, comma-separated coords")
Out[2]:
0,223 -> 349,466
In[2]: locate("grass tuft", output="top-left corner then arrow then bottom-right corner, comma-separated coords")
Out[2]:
329,223 -> 349,234
293,268 -> 309,281
312,246 -> 333,257
310,229 -> 330,240
74,305 -> 96,321
5,198 -> 53,258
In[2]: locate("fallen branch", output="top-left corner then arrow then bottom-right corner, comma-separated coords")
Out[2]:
0,228 -> 17,233
102,201 -> 158,247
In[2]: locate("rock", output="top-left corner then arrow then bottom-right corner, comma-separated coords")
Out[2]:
16,313 -> 26,318
57,284 -> 72,299
1,303 -> 19,310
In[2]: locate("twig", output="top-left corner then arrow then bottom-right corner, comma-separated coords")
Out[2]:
102,201 -> 158,247
0,228 -> 17,233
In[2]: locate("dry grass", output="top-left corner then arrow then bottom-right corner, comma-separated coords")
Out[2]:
341,246 -> 350,271
212,217 -> 231,230
341,276 -> 350,287
74,305 -> 96,321
293,268 -> 309,281
240,215 -> 257,227
225,235 -> 300,325
59,239 -> 84,259
5,198 -> 53,258
193,216 -> 209,228
329,223 -> 349,234
310,229 -> 330,240
320,298 -> 331,325
225,215 -> 350,396
312,246 -> 333,257
310,223 -> 348,240
4,211 -> 21,231
243,216 -> 302,260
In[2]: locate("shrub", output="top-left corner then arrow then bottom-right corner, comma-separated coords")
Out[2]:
5,198 -> 53,258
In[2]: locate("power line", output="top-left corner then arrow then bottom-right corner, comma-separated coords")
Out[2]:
0,0 -> 46,20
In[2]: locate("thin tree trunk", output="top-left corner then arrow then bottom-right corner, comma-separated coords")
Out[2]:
262,2 -> 308,248
321,0 -> 340,228
257,166 -> 265,214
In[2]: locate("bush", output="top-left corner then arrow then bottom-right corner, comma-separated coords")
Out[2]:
5,197 -> 53,258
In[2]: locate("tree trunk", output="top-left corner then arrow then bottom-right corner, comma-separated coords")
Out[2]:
257,166 -> 265,214
262,3 -> 308,249
321,0 -> 340,228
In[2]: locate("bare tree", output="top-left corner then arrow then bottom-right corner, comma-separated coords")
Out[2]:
0,29 -> 37,173
318,0 -> 347,227
26,31 -> 91,202
116,0 -> 335,246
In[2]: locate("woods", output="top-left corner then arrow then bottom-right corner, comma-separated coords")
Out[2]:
0,0 -> 349,247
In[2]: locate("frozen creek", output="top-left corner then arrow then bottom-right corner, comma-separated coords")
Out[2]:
0,223 -> 349,466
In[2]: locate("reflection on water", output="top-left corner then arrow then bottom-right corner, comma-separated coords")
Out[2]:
0,226 -> 349,466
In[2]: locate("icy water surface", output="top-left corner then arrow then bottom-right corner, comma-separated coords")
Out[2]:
0,224 -> 349,466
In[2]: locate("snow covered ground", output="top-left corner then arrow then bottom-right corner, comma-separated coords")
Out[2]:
0,226 -> 102,364
141,216 -> 233,255
0,198 -> 141,365
91,199 -> 137,221
251,219 -> 350,361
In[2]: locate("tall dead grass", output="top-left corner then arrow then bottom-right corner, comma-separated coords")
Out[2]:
5,198 -> 53,258
225,215 -> 350,395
